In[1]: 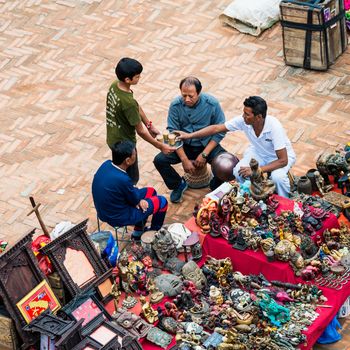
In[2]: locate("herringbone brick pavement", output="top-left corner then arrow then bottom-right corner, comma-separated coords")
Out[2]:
1,1 -> 350,348
1,0 -> 350,246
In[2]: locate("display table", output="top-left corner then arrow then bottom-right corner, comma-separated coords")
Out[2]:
109,195 -> 346,350
184,194 -> 340,283
109,271 -> 350,350
181,195 -> 347,350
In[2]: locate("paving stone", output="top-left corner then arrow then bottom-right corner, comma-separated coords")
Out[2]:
0,1 -> 349,347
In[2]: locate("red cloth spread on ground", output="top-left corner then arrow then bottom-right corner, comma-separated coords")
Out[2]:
110,195 -> 346,350
184,195 -> 348,350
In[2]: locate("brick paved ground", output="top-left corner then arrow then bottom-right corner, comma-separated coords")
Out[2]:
0,0 -> 350,348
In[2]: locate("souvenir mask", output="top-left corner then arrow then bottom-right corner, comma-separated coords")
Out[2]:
181,321 -> 203,334
163,257 -> 186,276
141,255 -> 153,268
182,261 -> 207,289
154,274 -> 184,297
158,316 -> 179,334
230,288 -> 252,311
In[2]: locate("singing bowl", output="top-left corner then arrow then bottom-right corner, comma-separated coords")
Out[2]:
211,152 -> 239,181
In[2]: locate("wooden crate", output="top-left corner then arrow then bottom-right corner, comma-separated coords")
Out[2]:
280,0 -> 347,70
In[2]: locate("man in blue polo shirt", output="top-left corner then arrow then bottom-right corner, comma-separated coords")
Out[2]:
176,96 -> 296,198
153,76 -> 227,203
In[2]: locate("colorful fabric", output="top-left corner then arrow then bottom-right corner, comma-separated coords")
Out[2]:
345,0 -> 350,11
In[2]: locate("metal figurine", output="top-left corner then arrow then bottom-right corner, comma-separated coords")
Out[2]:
147,279 -> 164,304
152,227 -> 177,262
139,295 -> 158,324
249,158 -> 275,201
111,282 -> 121,312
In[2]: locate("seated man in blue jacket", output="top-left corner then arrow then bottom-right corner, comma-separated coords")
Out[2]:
92,140 -> 168,239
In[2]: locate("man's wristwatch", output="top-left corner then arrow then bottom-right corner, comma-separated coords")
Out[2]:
201,152 -> 208,159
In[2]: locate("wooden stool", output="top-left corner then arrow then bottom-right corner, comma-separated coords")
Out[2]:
183,164 -> 212,189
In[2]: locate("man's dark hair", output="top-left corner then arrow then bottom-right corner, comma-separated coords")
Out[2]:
111,141 -> 136,165
115,58 -> 143,82
179,76 -> 202,94
244,96 -> 267,118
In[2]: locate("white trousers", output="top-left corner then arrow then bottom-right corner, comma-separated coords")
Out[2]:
233,146 -> 296,198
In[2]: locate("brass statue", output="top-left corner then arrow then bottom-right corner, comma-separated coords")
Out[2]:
249,158 -> 275,201
111,282 -> 121,312
139,295 -> 158,324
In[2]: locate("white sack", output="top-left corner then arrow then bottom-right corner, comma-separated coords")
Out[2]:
220,0 -> 281,36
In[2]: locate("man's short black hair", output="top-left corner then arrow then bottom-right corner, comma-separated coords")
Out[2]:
179,76 -> 202,94
244,96 -> 267,119
115,58 -> 143,82
111,141 -> 136,165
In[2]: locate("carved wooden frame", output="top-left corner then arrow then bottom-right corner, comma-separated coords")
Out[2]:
24,309 -> 84,350
60,291 -> 141,350
72,334 -> 124,350
0,230 -> 46,347
58,291 -> 111,333
71,337 -> 102,350
41,219 -> 108,298
94,268 -> 114,304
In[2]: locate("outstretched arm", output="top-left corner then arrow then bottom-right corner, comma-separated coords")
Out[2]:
176,124 -> 228,140
139,106 -> 160,137
135,122 -> 175,155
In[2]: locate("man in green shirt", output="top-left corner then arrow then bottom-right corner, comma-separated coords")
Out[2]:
106,57 -> 175,184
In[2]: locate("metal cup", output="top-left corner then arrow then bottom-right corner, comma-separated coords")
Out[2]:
163,130 -> 169,142
156,134 -> 164,143
168,133 -> 176,146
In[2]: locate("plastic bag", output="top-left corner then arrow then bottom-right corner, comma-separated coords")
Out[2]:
90,230 -> 118,267
317,316 -> 342,344
102,233 -> 119,267
220,0 -> 280,36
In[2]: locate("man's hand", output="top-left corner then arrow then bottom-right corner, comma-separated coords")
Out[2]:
173,130 -> 190,140
149,124 -> 160,138
137,199 -> 149,212
160,143 -> 176,155
182,159 -> 196,174
194,154 -> 206,168
238,166 -> 252,179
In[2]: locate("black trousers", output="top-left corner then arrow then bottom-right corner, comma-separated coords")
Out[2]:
127,149 -> 139,185
153,144 -> 226,190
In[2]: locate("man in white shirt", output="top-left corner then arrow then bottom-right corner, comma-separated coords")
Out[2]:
176,96 -> 296,197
